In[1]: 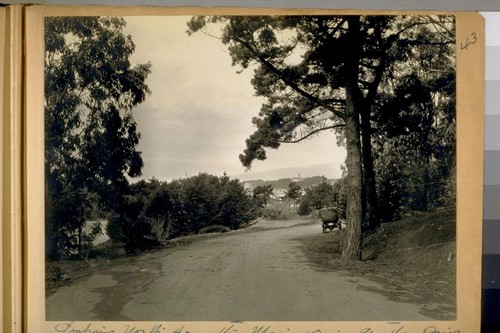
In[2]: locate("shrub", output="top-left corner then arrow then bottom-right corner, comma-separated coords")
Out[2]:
216,176 -> 257,229
252,184 -> 273,208
199,225 -> 231,234
297,198 -> 312,216
106,195 -> 160,255
107,173 -> 257,254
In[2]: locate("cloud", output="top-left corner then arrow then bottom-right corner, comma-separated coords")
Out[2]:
124,16 -> 346,182
126,16 -> 260,112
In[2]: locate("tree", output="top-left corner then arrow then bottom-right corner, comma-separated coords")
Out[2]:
285,181 -> 302,208
252,184 -> 274,207
216,174 -> 257,229
179,173 -> 222,232
45,17 -> 151,259
107,179 -> 184,253
187,15 -> 364,260
178,173 -> 256,232
299,178 -> 336,211
107,174 -> 257,251
188,15 -> 455,261
298,179 -> 334,215
145,181 -> 184,240
373,18 -> 456,217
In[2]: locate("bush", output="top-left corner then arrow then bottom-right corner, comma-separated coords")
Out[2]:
216,177 -> 257,229
301,179 -> 336,210
105,211 -> 123,242
107,173 -> 257,254
297,198 -> 312,216
199,225 -> 231,234
106,195 -> 160,255
252,184 -> 273,208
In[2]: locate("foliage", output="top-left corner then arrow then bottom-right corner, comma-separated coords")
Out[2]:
298,179 -> 336,213
45,17 -> 151,259
297,199 -> 312,216
108,195 -> 158,255
372,31 -> 456,220
297,178 -> 347,217
45,184 -> 87,258
198,225 -> 231,234
106,173 -> 257,253
252,184 -> 274,207
285,181 -> 302,207
216,174 -> 257,229
244,175 -> 328,190
188,15 -> 455,261
178,173 -> 222,232
259,201 -> 298,220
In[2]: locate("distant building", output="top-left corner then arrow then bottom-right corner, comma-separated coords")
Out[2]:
270,188 -> 287,201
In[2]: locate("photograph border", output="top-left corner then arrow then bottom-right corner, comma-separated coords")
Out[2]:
24,5 -> 484,332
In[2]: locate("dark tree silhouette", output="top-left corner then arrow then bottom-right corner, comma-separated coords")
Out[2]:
188,15 -> 455,261
45,17 -> 151,258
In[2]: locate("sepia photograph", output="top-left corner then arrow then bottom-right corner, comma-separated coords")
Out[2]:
41,13 -> 460,323
14,5 -> 485,332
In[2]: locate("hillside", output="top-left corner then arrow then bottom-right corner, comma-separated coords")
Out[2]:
296,210 -> 456,320
243,176 -> 336,191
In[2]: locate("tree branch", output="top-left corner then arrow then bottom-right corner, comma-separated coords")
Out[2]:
229,21 -> 344,119
278,124 -> 344,143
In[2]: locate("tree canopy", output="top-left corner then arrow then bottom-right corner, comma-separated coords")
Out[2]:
252,184 -> 274,207
107,173 -> 257,254
45,17 -> 152,259
188,15 -> 455,261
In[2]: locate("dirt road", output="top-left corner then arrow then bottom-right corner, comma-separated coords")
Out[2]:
46,221 -> 432,321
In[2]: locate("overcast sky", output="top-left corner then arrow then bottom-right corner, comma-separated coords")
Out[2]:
122,16 -> 347,182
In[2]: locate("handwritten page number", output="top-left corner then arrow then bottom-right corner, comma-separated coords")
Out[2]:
461,32 -> 477,50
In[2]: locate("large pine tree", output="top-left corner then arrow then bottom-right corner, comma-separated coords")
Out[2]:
188,15 -> 455,261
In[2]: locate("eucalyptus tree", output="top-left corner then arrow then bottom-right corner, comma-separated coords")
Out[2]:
45,17 -> 151,258
188,15 -> 454,261
373,16 -> 456,216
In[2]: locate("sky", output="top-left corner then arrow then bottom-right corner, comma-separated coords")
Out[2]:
122,16 -> 347,182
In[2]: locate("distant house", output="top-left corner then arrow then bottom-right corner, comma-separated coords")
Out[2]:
270,188 -> 287,202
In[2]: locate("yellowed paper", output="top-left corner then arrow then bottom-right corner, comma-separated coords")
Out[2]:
2,5 -> 25,333
24,6 -> 483,333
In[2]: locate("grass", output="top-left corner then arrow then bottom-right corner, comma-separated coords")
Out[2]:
46,208 -> 456,321
259,201 -> 300,220
296,209 -> 456,320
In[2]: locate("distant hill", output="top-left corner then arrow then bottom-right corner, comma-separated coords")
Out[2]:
242,176 -> 337,192
232,163 -> 342,182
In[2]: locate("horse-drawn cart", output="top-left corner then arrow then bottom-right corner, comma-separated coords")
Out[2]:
319,208 -> 341,233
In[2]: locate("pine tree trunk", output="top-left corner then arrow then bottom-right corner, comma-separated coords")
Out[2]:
342,113 -> 364,262
341,16 -> 364,262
